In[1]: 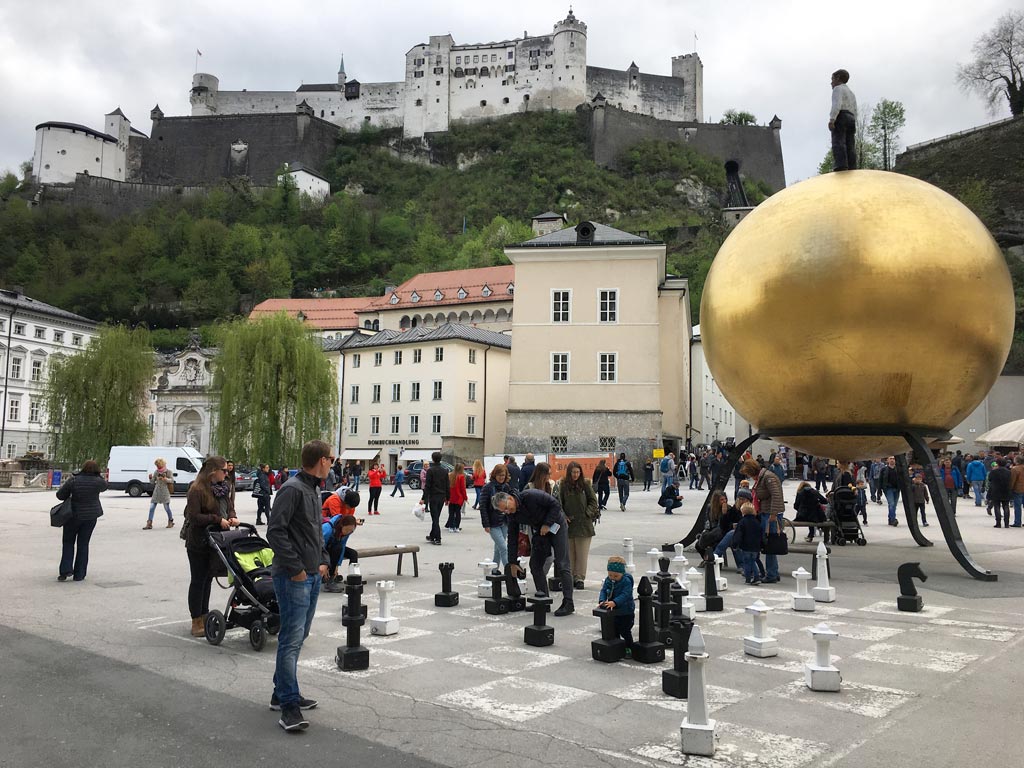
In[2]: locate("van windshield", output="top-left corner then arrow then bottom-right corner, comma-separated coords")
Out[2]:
176,457 -> 198,472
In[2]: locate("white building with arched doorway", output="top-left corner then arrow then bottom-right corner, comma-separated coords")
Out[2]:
146,336 -> 217,456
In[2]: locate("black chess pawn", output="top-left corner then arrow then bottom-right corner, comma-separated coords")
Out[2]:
631,576 -> 666,663
504,562 -> 526,612
591,606 -> 627,663
662,618 -> 695,698
655,557 -> 676,646
485,571 -> 510,615
336,572 -> 369,671
524,595 -> 554,647
435,562 -> 459,607
701,552 -> 723,612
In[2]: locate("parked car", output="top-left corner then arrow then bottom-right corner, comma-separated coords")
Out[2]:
404,460 -> 473,491
234,470 -> 257,492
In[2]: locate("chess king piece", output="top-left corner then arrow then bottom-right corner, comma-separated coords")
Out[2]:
336,571 -> 369,671
897,562 -> 927,612
524,595 -> 554,647
369,580 -> 399,636
679,624 -> 716,756
699,552 -> 724,612
591,606 -> 627,663
791,567 -> 816,612
742,600 -> 778,658
435,562 -> 459,607
812,542 -> 836,603
662,617 -> 695,699
631,576 -> 666,663
805,623 -> 841,692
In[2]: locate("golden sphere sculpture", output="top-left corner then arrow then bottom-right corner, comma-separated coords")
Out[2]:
701,170 -> 1014,461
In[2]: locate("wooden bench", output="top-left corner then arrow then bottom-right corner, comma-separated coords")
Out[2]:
783,519 -> 837,543
356,545 -> 420,577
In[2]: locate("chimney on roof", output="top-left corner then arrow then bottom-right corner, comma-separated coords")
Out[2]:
575,221 -> 596,244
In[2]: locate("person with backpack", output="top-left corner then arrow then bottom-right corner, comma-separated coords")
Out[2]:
613,452 -> 635,512
554,461 -> 599,590
660,452 -> 676,493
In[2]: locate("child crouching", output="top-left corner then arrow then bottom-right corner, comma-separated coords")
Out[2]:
733,502 -> 764,586
598,556 -> 636,654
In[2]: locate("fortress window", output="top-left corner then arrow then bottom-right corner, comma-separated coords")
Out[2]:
480,100 -> 487,107
507,50 -> 513,59
321,110 -> 324,117
505,64 -> 515,73
523,94 -> 530,102
331,111 -> 335,116
530,49 -> 540,57
503,97 -> 509,104
415,99 -> 423,107
491,54 -> 497,62
414,71 -> 424,78
473,55 -> 479,63
454,68 -> 464,78
95,157 -> 100,162
436,81 -> 440,86
434,67 -> 443,75
456,56 -> 461,64
414,57 -> 425,66
364,116 -> 371,122
530,64 -> 539,70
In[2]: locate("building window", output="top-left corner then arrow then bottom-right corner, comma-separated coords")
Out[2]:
371,416 -> 380,435
350,417 -> 358,435
392,383 -> 401,402
431,415 -> 442,434
411,382 -> 421,401
434,346 -> 444,362
468,349 -> 476,364
148,414 -> 154,430
29,399 -> 41,423
410,291 -> 421,303
432,381 -> 443,400
350,385 -> 359,404
374,352 -> 383,366
410,415 -> 419,434
434,289 -> 444,301
599,436 -> 616,452
5,444 -> 14,459
508,50 -> 514,59
34,327 -> 45,340
72,334 -> 82,346
30,360 -> 43,382
13,323 -> 25,335
599,289 -> 618,323
551,290 -> 570,323
480,100 -> 487,107
8,398 -> 20,421
352,354 -> 361,368
390,415 -> 400,434
414,57 -> 425,66
457,287 -> 467,299
468,415 -> 476,435
468,381 -> 477,401
10,357 -> 22,380
473,55 -> 479,63
456,56 -> 461,64
415,99 -> 423,107
394,350 -> 403,365
551,352 -> 569,383
551,435 -> 568,454
481,285 -> 492,297
413,349 -> 422,363
372,384 -> 381,403
599,352 -> 617,383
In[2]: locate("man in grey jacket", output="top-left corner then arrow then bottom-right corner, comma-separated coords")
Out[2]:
267,440 -> 332,732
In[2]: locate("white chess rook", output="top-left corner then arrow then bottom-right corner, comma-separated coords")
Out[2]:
743,600 -> 778,658
478,560 -> 497,598
688,568 -> 706,611
623,538 -> 636,574
805,622 -> 841,691
713,554 -> 728,592
370,580 -> 400,636
791,567 -> 816,612
679,625 -> 716,756
812,542 -> 836,603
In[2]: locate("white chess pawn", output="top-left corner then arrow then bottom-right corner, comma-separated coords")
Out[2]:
671,544 -> 689,578
623,538 -> 636,574
743,600 -> 778,658
805,623 -> 841,691
478,560 -> 497,598
688,567 -> 706,612
370,580 -> 400,636
791,567 -> 815,612
679,624 -> 716,756
812,542 -> 836,603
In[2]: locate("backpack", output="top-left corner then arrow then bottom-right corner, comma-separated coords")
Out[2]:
615,459 -> 628,478
660,457 -> 671,473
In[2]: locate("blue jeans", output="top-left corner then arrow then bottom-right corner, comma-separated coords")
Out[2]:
714,529 -> 735,559
617,481 -> 630,507
883,487 -> 899,522
488,524 -> 509,567
661,474 -> 673,492
351,475 -> 361,491
59,518 -> 97,580
760,516 -> 781,580
272,572 -> 321,708
659,498 -> 682,513
1013,492 -> 1023,526
971,480 -> 984,506
147,502 -> 172,522
390,481 -> 405,497
597,485 -> 610,508
738,550 -> 762,582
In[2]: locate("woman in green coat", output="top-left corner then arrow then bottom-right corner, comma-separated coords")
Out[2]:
554,461 -> 599,590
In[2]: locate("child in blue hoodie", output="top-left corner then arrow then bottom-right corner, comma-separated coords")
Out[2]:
598,555 -> 636,652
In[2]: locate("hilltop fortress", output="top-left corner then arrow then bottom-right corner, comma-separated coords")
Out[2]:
189,9 -> 703,138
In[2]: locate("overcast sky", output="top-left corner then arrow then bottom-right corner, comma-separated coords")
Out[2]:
0,0 -> 1016,190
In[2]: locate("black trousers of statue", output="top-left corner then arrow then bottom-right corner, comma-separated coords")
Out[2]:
832,110 -> 857,170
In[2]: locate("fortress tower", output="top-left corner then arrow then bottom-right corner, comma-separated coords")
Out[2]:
671,54 -> 703,122
549,9 -> 588,111
190,73 -> 220,116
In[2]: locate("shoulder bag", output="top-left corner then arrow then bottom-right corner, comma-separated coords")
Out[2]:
763,521 -> 789,556
50,497 -> 74,528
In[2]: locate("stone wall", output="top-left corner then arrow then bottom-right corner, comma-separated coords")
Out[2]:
504,409 -> 664,468
139,112 -> 339,186
586,104 -> 786,192
586,67 -> 691,122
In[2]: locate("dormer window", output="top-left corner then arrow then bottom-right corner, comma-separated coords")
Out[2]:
410,291 -> 421,303
481,285 -> 492,297
389,293 -> 400,305
434,289 -> 444,301
506,283 -> 515,295
457,287 -> 468,299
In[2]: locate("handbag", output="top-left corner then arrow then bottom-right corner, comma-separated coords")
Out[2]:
50,497 -> 74,528
763,522 -> 789,555
179,515 -> 191,541
517,530 -> 531,558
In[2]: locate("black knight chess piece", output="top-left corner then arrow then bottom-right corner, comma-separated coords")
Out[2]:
897,562 -> 927,612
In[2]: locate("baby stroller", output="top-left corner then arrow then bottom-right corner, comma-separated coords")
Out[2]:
205,523 -> 280,650
828,486 -> 867,546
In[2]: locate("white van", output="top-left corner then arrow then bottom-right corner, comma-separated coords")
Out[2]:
107,445 -> 205,497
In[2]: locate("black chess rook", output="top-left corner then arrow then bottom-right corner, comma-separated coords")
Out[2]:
336,572 -> 369,671
702,552 -> 724,612
662,618 -> 695,698
632,576 -> 666,663
524,595 -> 554,647
591,607 -> 627,663
435,562 -> 459,607
655,556 -> 675,645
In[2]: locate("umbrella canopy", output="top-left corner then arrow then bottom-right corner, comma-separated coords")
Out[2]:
975,418 -> 1024,447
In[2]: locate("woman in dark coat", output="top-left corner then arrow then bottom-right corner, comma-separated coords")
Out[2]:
592,460 -> 612,512
793,481 -> 828,542
56,459 -> 107,581
183,455 -> 237,637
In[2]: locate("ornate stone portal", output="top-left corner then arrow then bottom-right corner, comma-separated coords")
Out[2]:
146,342 -> 218,454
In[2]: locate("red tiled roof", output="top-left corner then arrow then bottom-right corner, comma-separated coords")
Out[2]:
249,297 -> 376,330
360,265 -> 515,312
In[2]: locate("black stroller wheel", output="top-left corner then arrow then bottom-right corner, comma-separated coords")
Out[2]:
836,537 -> 847,546
249,620 -> 267,651
205,610 -> 226,645
857,537 -> 867,546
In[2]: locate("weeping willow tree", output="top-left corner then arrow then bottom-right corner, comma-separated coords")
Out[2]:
213,313 -> 337,466
46,325 -> 153,466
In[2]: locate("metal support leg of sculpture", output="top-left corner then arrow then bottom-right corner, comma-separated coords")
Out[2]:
903,430 -> 996,582
895,453 -> 932,547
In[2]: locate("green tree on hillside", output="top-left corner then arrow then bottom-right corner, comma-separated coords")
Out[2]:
45,326 -> 153,466
212,313 -> 337,466
957,11 -> 1024,117
720,109 -> 758,126
868,99 -> 906,171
